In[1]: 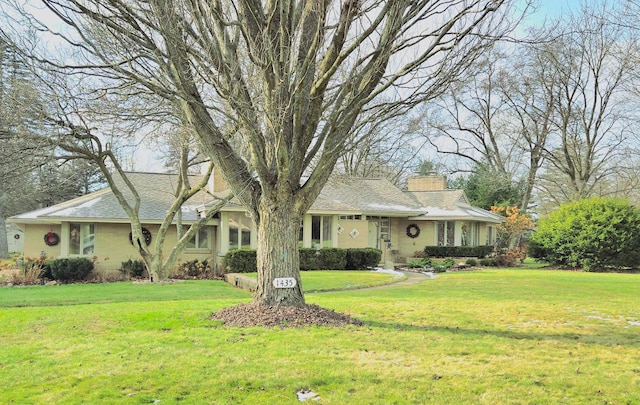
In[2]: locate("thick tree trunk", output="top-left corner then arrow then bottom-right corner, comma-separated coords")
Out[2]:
0,212 -> 9,259
149,255 -> 165,282
254,197 -> 305,307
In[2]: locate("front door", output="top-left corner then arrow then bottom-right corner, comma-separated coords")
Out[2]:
368,221 -> 379,249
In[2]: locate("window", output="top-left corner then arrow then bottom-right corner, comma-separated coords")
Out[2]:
447,221 -> 455,246
461,222 -> 470,246
298,222 -> 304,248
186,226 -> 210,250
461,222 -> 480,246
69,223 -> 95,255
229,213 -> 251,250
339,215 -> 362,220
311,215 -> 332,248
437,221 -> 455,246
486,226 -> 494,246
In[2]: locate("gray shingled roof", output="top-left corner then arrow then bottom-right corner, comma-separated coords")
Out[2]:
9,172 -> 501,224
408,190 -> 503,223
9,172 -> 215,224
310,177 -> 425,215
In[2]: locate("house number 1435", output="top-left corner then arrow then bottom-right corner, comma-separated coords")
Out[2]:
272,277 -> 297,289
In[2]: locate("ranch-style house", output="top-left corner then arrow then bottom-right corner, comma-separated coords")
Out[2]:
8,170 -> 503,275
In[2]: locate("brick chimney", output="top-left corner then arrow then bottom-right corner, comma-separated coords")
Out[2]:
201,161 -> 229,193
407,175 -> 447,191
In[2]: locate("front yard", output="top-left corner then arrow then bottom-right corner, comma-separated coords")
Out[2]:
1,269 -> 639,403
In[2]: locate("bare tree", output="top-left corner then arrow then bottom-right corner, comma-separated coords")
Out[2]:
499,46 -> 555,211
337,113 -> 427,187
40,109 -> 228,280
532,3 -> 638,206
0,38 -> 68,257
7,0 -> 522,307
40,82 -> 231,280
422,1 -> 640,213
424,50 -> 516,177
421,49 -> 534,208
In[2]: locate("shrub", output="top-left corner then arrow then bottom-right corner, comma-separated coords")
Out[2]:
317,248 -> 347,270
41,259 -> 55,280
172,259 -> 214,279
479,258 -> 498,266
407,258 -> 432,268
300,248 -> 347,271
299,248 -> 320,270
345,248 -> 381,270
119,259 -> 146,278
14,256 -> 54,282
6,256 -> 47,285
490,206 -> 534,249
527,240 -> 548,261
465,258 -> 478,266
224,249 -> 257,273
441,258 -> 455,268
530,197 -> 640,271
224,247 -> 376,272
423,245 -> 493,258
496,247 -> 527,267
50,258 -> 94,282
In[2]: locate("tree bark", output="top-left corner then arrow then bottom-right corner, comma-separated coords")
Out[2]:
254,194 -> 305,306
0,207 -> 8,258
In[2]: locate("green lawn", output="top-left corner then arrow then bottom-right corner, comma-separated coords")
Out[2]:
1,269 -> 639,404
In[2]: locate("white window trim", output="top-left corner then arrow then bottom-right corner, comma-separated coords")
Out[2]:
185,226 -> 211,251
62,222 -> 96,256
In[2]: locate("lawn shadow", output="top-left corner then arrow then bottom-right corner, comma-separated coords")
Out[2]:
364,320 -> 640,348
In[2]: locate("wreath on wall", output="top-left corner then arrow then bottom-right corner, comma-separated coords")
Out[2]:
406,224 -> 421,239
129,227 -> 152,246
44,231 -> 60,246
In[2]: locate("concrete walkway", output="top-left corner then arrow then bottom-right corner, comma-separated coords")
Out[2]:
224,270 -> 431,293
364,270 -> 431,290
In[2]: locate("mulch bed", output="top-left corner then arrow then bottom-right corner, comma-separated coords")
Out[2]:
209,302 -> 365,328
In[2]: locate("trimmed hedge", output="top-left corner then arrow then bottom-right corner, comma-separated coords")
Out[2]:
223,249 -> 257,274
299,248 -> 319,270
50,258 -> 94,282
346,248 -> 382,270
423,245 -> 493,258
316,248 -> 347,270
224,247 -> 382,273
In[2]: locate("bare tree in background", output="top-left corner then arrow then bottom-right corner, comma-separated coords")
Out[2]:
337,113 -> 427,187
424,50 -> 516,177
5,0 -> 523,307
500,45 -> 554,212
422,1 -> 640,213
530,3 -> 638,207
421,49 -> 531,208
1,38 -> 102,257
